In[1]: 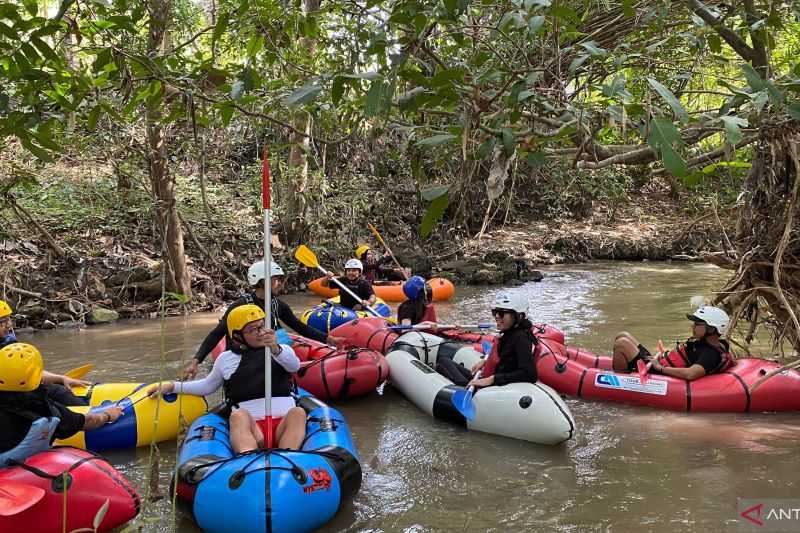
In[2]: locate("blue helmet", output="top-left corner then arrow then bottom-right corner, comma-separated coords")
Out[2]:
403,276 -> 427,300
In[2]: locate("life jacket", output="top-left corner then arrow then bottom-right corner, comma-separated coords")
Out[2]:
481,327 -> 537,379
0,415 -> 60,466
657,339 -> 733,375
421,304 -> 437,324
223,346 -> 294,407
1,332 -> 17,348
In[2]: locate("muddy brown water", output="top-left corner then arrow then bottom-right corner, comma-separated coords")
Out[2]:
22,262 -> 800,532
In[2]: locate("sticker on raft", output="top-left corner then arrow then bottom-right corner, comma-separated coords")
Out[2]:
594,373 -> 668,395
303,468 -> 332,494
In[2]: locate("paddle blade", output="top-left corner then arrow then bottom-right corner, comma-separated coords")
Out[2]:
294,245 -> 320,269
64,363 -> 94,379
0,481 -> 46,516
657,339 -> 666,355
636,359 -> 650,385
452,389 -> 476,421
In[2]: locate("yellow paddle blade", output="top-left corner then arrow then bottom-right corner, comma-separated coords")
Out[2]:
294,245 -> 320,269
64,363 -> 94,379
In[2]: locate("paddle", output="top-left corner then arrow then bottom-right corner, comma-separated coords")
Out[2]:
637,339 -> 666,385
0,480 -> 45,516
295,245 -> 382,318
451,340 -> 493,421
390,323 -> 495,331
64,363 -> 94,380
367,222 -> 408,280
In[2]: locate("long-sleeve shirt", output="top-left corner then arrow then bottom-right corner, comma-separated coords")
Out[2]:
175,345 -> 299,417
493,327 -> 537,386
194,293 -> 327,363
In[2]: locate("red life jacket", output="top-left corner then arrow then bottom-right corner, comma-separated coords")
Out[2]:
657,339 -> 734,375
421,303 -> 437,324
481,336 -> 501,378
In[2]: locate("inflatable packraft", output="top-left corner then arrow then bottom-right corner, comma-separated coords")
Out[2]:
301,298 -> 392,334
290,334 -> 389,401
307,277 -> 455,302
55,382 -> 207,451
0,447 -> 140,532
386,332 -> 575,444
175,390 -> 361,533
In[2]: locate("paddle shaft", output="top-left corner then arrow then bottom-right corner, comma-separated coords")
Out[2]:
368,223 -> 408,280
319,266 -> 382,317
262,146 -> 273,446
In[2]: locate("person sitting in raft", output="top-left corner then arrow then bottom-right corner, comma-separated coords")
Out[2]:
152,305 -> 306,452
435,293 -> 537,388
321,258 -> 377,311
611,305 -> 733,381
0,299 -> 89,406
184,260 -> 343,379
356,245 -> 409,283
397,275 -> 438,328
0,343 -> 123,465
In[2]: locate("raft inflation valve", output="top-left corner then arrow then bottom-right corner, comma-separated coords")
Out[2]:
555,362 -> 567,374
519,396 -> 533,409
52,472 -> 73,493
759,368 -> 767,376
228,470 -> 245,489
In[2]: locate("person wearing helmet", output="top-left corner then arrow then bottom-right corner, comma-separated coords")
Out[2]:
0,299 -> 90,406
611,306 -> 733,380
435,293 -> 537,388
184,260 -> 344,379
397,275 -> 437,327
150,305 -> 306,452
356,245 -> 409,283
321,258 -> 376,310
0,343 -> 123,464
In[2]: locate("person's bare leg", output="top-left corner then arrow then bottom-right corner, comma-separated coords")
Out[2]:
276,407 -> 307,450
612,333 -> 641,372
230,409 -> 261,453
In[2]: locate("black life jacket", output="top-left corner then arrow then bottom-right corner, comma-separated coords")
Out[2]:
222,346 -> 293,406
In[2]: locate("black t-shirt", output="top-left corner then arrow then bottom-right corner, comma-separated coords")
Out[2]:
332,277 -> 374,309
0,387 -> 86,452
685,339 -> 727,375
493,326 -> 537,386
194,293 -> 328,363
397,300 -> 424,325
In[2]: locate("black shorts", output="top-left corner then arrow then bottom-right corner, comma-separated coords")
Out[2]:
626,344 -> 652,373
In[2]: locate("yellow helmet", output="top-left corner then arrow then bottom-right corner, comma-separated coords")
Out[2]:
0,343 -> 44,392
0,300 -> 12,319
227,304 -> 266,337
355,245 -> 370,260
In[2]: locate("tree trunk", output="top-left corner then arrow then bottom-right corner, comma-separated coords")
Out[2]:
714,124 -> 800,353
146,0 -> 192,300
284,0 -> 321,245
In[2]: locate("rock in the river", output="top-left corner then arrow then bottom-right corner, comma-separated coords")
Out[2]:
87,307 -> 120,325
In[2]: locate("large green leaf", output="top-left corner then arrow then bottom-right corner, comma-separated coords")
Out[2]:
421,185 -> 449,201
501,128 -> 515,156
788,102 -> 800,121
417,134 -> 457,147
719,115 -> 747,145
647,78 -> 688,123
212,13 -> 229,47
661,143 -> 688,179
284,82 -> 322,107
364,80 -> 385,117
741,63 -> 767,91
420,193 -> 449,237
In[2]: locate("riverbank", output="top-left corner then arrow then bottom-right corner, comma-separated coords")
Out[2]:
1,162 -> 731,329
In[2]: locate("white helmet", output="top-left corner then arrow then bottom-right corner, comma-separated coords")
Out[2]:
687,306 -> 729,336
344,258 -> 363,271
492,292 -> 529,316
247,260 -> 285,286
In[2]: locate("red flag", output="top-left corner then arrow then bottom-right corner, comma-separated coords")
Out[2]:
262,146 -> 270,209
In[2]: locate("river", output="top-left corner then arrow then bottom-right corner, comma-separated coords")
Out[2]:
24,262 -> 800,532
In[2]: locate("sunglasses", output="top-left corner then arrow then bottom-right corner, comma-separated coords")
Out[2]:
491,308 -> 514,318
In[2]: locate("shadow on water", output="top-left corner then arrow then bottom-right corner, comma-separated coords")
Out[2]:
16,262 -> 800,532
